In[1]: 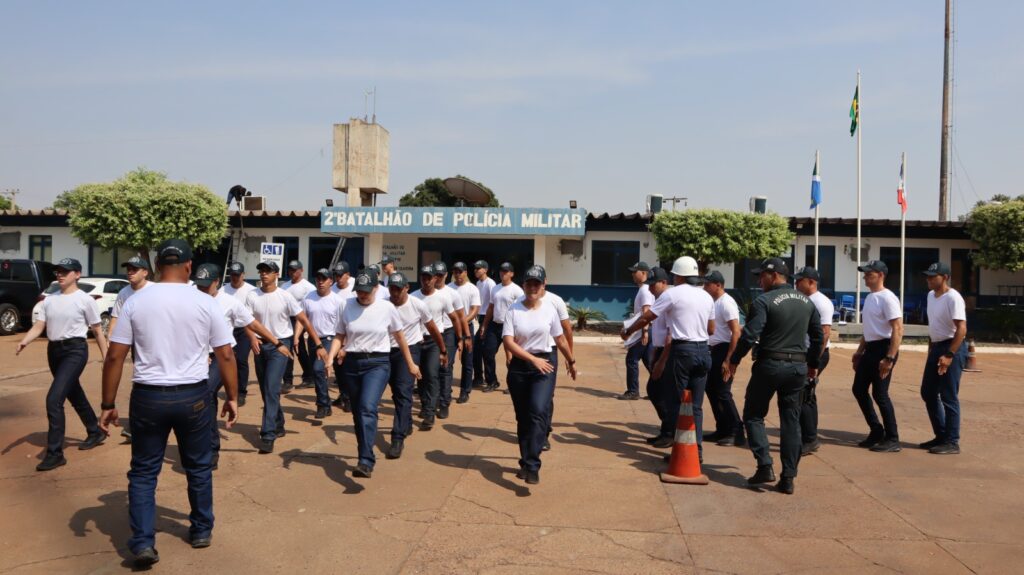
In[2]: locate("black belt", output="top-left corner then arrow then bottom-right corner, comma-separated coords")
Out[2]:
491,321 -> 503,326
49,337 -> 86,346
929,338 -> 954,348
347,351 -> 388,360
526,350 -> 553,358
671,339 -> 708,346
759,351 -> 806,362
134,380 -> 207,392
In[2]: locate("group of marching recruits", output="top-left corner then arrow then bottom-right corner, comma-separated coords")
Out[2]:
622,256 -> 968,494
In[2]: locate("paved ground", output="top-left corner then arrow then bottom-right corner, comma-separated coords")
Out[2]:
1,335 -> 1022,574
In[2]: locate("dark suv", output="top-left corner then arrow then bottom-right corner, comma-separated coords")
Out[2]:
0,259 -> 55,335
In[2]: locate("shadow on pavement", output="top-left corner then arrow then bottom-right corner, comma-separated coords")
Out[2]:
1,431 -> 48,456
555,421 -> 665,473
279,448 -> 364,494
424,450 -> 530,497
571,387 -> 620,399
441,423 -> 518,445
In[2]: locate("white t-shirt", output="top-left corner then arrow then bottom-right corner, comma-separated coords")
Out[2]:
490,282 -> 524,324
110,284 -> 234,385
39,290 -> 101,340
927,288 -> 967,341
390,295 -> 432,347
450,281 -> 482,318
246,288 -> 303,340
281,278 -> 315,303
650,284 -> 715,342
331,276 -> 355,299
477,276 -> 496,315
437,285 -> 464,330
222,280 -> 256,303
214,290 -> 254,329
651,314 -> 669,349
111,282 -> 147,318
411,289 -> 456,336
862,289 -> 902,342
502,301 -> 564,354
634,283 -> 655,316
708,292 -> 740,347
302,290 -> 347,338
515,291 -> 570,348
336,298 -> 402,353
807,291 -> 835,349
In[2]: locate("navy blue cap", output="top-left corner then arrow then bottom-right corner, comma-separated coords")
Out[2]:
54,258 -> 83,272
227,261 -> 245,274
192,263 -> 220,287
524,265 -> 546,283
379,255 -> 396,265
419,264 -> 434,277
923,262 -> 951,276
703,270 -> 725,285
332,261 -> 349,275
646,267 -> 670,285
452,261 -> 468,271
473,260 -> 489,270
354,270 -> 378,293
287,260 -> 303,270
121,256 -> 151,271
156,239 -> 193,265
857,260 -> 888,274
388,272 -> 409,289
628,261 -> 651,272
499,262 -> 514,273
314,268 -> 332,279
752,257 -> 788,276
793,267 -> 821,282
432,261 -> 448,276
256,261 -> 280,273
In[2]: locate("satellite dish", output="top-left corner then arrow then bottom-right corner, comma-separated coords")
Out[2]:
444,177 -> 493,206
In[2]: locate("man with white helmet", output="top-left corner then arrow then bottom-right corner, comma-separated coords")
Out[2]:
623,256 -> 715,460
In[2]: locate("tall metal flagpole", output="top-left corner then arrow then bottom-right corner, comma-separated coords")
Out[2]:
815,149 -> 820,268
856,71 -> 862,324
900,152 -> 907,310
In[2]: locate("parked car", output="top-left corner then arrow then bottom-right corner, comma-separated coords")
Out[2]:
0,259 -> 56,336
41,277 -> 128,334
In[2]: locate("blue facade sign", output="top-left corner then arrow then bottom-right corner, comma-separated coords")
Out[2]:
320,207 -> 586,236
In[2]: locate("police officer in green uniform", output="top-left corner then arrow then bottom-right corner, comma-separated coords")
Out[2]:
726,258 -> 824,495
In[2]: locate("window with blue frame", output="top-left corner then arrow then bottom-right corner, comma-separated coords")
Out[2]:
29,235 -> 52,262
591,240 -> 639,286
804,245 -> 836,295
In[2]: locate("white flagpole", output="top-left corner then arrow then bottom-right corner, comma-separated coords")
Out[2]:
900,152 -> 907,310
856,70 -> 862,324
815,149 -> 820,268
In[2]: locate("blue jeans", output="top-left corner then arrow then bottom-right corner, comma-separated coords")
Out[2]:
706,342 -> 743,437
256,337 -> 291,442
232,327 -> 251,396
418,338 -> 442,418
921,340 -> 967,445
389,343 -> 421,441
625,338 -> 652,394
507,355 -> 556,472
45,339 -> 98,457
852,339 -> 900,440
662,342 -> 711,442
440,328 -> 457,407
308,335 -> 333,408
472,315 -> 489,384
342,354 -> 391,468
127,382 -> 213,553
483,322 -> 504,387
459,322 -> 475,395
284,319 -> 311,383
645,346 -> 671,436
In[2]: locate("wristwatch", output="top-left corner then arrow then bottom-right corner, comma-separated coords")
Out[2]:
942,351 -> 955,359
101,402 -> 116,410
884,355 -> 896,363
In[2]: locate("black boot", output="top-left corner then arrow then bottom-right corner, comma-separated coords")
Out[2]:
747,464 -> 776,485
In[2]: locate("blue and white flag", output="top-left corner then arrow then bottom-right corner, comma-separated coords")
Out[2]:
809,156 -> 822,209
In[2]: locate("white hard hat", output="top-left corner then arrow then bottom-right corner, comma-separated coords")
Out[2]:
671,256 -> 699,277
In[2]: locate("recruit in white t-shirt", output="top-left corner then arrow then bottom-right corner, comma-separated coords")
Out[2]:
302,290 -> 346,338
503,301 -> 564,354
390,295 -> 433,348
927,288 -> 966,341
515,291 -> 570,348
412,289 -> 456,336
214,290 -> 254,329
477,276 -> 496,314
281,278 -> 315,303
490,282 -> 524,325
450,281 -> 482,317
634,283 -> 655,316
331,276 -> 355,299
222,281 -> 256,303
246,288 -> 304,340
39,289 -> 101,341
650,284 -> 715,342
335,298 -> 403,353
807,291 -> 835,349
862,289 -> 902,342
111,283 -> 147,319
437,285 -> 464,330
708,292 -> 740,347
110,283 -> 234,385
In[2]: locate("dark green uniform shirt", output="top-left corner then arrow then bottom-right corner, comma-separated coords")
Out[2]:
730,283 -> 825,368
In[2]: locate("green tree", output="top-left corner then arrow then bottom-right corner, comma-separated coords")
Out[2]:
966,197 -> 1024,271
399,175 -> 500,207
49,190 -> 79,211
61,168 -> 227,266
649,209 -> 795,271
0,195 -> 11,210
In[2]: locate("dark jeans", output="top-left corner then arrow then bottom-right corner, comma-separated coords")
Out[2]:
483,322 -> 504,387
743,359 -> 806,478
256,337 -> 291,442
546,346 -> 558,435
507,355 -> 556,472
418,338 -> 442,418
440,327 -> 457,407
342,355 -> 391,469
389,343 -> 421,441
459,322 -> 475,395
706,342 -> 743,437
645,346 -> 670,436
852,339 -> 900,440
284,319 -> 311,383
473,315 -> 491,384
800,348 -> 831,444
309,335 -> 333,408
232,327 -> 251,397
127,382 -> 212,554
624,338 -> 652,394
921,340 -> 967,445
662,342 -> 711,442
45,339 -> 99,457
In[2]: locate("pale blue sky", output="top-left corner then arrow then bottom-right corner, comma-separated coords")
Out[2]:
1,1 -> 1019,220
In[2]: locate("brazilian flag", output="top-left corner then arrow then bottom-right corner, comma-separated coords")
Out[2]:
849,86 -> 859,136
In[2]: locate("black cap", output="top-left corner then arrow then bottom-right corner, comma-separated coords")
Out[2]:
367,264 -> 381,275
473,260 -> 489,270
314,268 -> 332,279
379,255 -> 395,265
354,270 -> 378,293
752,257 -> 788,276
499,262 -> 514,273
452,261 -> 468,272
287,260 -> 303,271
419,264 -> 434,277
524,265 -> 546,283
646,267 -> 670,285
703,270 -> 725,285
121,256 -> 151,271
54,257 -> 82,272
433,261 -> 448,276
192,263 -> 221,287
332,261 -> 350,276
628,261 -> 651,272
388,272 -> 409,289
793,266 -> 821,282
256,261 -> 280,273
227,261 -> 245,274
155,239 -> 193,265
857,260 -> 889,274
923,262 -> 951,277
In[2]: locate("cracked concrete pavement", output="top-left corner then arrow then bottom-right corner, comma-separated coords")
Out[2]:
1,334 -> 1022,574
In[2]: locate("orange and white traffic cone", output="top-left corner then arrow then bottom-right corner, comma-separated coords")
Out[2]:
964,339 -> 981,372
660,389 -> 709,485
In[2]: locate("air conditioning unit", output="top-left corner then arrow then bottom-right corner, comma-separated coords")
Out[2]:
242,196 -> 266,211
646,194 -> 664,215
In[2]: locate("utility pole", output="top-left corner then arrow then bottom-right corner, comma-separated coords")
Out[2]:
938,0 -> 953,221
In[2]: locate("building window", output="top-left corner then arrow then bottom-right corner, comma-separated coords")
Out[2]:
804,245 -> 836,294
88,246 -> 137,277
880,246 -> 939,302
272,236 -> 299,269
591,241 -> 639,286
29,235 -> 52,262
951,249 -> 979,296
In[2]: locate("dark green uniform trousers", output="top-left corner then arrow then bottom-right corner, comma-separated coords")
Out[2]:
743,358 -> 806,478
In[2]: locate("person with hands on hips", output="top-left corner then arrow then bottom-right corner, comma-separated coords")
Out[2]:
501,265 -> 576,485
